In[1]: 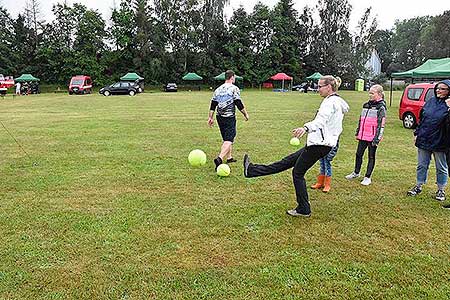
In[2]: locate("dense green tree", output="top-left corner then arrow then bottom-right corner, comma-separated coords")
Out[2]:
391,16 -> 431,71
0,6 -> 16,75
38,3 -> 107,84
224,7 -> 253,81
417,10 -> 450,60
371,29 -> 394,74
353,7 -> 378,77
248,3 -> 275,85
312,0 -> 353,80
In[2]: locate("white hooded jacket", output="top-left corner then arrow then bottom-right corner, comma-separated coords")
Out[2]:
303,94 -> 349,147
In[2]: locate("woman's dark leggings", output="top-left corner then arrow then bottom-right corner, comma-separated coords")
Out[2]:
354,140 -> 377,178
246,145 -> 332,214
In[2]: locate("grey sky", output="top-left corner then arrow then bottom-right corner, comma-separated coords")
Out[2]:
2,0 -> 449,30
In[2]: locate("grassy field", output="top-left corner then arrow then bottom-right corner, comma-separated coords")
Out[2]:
0,90 -> 449,299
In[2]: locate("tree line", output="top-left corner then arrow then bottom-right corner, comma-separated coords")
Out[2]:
0,0 -> 449,87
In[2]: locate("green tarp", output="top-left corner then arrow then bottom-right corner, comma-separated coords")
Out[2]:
15,74 -> 40,82
120,72 -> 144,81
306,72 -> 322,81
182,72 -> 203,81
214,72 -> 243,81
391,58 -> 450,78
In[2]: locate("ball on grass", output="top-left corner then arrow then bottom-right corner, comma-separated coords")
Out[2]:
188,149 -> 207,167
290,137 -> 300,146
216,164 -> 231,177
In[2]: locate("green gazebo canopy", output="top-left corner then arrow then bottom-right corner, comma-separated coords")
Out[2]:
391,58 -> 450,78
15,74 -> 40,82
120,72 -> 144,81
306,72 -> 322,81
182,72 -> 203,81
214,72 -> 243,81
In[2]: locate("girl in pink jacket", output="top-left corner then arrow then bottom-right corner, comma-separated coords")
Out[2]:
345,84 -> 386,186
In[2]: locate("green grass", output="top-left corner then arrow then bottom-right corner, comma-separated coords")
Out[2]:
1,90 -> 450,299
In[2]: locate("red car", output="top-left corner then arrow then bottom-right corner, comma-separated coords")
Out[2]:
399,82 -> 435,129
0,74 -> 14,94
69,75 -> 92,95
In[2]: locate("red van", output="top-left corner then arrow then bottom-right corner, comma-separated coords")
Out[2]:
69,75 -> 92,95
398,82 -> 435,129
0,74 -> 14,94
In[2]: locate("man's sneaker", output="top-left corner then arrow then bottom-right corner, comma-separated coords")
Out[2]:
345,172 -> 360,180
226,157 -> 237,163
243,154 -> 250,177
213,157 -> 222,171
407,185 -> 422,196
435,190 -> 446,202
360,177 -> 372,186
286,209 -> 311,217
442,203 -> 450,209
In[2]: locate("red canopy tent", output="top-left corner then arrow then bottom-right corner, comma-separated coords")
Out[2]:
270,73 -> 293,91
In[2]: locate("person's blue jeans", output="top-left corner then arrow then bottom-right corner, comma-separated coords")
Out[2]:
417,148 -> 448,189
319,157 -> 332,176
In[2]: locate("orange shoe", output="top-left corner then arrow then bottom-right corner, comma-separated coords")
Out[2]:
310,175 -> 325,189
322,176 -> 332,193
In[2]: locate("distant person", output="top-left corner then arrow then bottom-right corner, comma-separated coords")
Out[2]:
345,84 -> 386,186
243,75 -> 349,217
208,70 -> 249,169
407,80 -> 450,203
15,82 -> 21,95
310,76 -> 343,193
304,81 -> 309,93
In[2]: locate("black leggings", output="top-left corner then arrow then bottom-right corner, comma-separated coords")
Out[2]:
354,140 -> 377,178
247,145 -> 331,214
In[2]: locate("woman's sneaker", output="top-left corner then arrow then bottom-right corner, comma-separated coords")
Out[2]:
407,185 -> 422,196
442,203 -> 450,209
435,190 -> 445,202
345,172 -> 360,180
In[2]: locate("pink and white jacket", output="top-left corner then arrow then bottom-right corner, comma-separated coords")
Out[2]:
356,99 -> 386,144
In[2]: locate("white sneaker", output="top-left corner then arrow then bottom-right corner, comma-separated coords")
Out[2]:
360,177 -> 372,186
345,172 -> 360,180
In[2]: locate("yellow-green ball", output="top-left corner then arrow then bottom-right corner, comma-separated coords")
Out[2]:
290,137 -> 300,146
216,164 -> 231,177
188,149 -> 207,167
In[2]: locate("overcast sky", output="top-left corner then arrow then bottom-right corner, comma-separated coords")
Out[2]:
2,0 -> 449,31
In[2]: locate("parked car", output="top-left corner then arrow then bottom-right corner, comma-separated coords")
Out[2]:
0,74 -> 14,95
164,83 -> 177,92
69,75 -> 92,95
292,82 -> 318,93
398,82 -> 435,129
99,81 -> 141,96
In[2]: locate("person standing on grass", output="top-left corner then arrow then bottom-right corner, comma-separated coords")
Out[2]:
407,80 -> 450,203
243,75 -> 349,217
345,84 -> 386,186
310,76 -> 344,193
208,70 -> 249,170
15,82 -> 21,95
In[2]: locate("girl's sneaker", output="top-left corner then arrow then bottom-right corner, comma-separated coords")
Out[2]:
345,172 -> 360,180
360,177 -> 372,186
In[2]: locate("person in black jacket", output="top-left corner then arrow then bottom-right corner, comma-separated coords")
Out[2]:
407,80 -> 450,202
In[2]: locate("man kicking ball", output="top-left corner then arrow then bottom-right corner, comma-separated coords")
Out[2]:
208,70 -> 249,169
243,75 -> 349,217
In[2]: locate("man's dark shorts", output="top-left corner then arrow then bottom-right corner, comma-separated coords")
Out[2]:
217,115 -> 236,142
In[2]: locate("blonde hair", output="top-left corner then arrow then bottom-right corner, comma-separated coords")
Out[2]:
370,84 -> 385,99
320,75 -> 338,92
335,76 -> 342,89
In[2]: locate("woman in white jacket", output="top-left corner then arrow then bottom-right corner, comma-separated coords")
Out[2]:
243,75 -> 349,217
